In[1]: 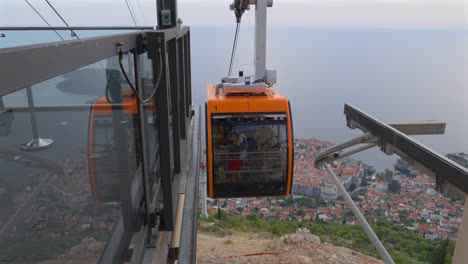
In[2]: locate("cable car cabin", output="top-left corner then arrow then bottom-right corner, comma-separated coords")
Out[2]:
88,90 -> 142,202
206,84 -> 294,198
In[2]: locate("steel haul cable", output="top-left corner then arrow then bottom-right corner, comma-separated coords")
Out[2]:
228,22 -> 241,77
44,0 -> 79,38
24,0 -> 64,40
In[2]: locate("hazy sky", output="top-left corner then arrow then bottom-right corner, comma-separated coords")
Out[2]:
1,0 -> 467,28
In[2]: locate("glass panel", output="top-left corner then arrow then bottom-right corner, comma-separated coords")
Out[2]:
0,53 -> 141,262
212,114 -> 288,185
138,51 -> 159,195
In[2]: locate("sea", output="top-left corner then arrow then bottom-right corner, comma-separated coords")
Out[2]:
1,27 -> 467,170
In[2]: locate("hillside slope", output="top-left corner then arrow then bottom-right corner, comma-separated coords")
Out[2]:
197,228 -> 384,264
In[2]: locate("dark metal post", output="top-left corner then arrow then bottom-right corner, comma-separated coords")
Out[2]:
177,37 -> 187,139
156,0 -> 178,29
149,32 -> 174,230
0,96 -> 4,110
169,39 -> 181,173
184,32 -> 192,117
20,86 -> 53,151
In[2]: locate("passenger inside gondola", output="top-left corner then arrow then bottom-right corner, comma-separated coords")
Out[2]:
212,114 -> 288,187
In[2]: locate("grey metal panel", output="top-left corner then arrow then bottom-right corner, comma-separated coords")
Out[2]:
0,26 -> 154,30
178,106 -> 201,264
0,32 -> 139,96
344,104 -> 468,194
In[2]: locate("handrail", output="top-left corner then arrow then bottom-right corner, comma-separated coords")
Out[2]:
178,106 -> 201,263
0,26 -> 154,30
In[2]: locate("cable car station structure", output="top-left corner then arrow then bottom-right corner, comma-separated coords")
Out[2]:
0,0 -> 468,263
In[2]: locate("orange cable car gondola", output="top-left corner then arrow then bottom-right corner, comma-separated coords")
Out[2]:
206,0 -> 294,198
206,85 -> 293,198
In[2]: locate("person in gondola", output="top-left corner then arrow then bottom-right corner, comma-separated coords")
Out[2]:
221,132 -> 244,182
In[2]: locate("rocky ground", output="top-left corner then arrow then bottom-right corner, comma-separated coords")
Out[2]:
197,228 -> 384,264
40,237 -> 105,264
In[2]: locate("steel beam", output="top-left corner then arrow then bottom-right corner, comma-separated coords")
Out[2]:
344,104 -> 468,194
0,32 -> 139,96
388,121 -> 446,135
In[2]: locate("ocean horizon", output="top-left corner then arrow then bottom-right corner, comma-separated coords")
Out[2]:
2,26 -> 467,170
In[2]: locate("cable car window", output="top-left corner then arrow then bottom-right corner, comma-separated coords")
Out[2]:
211,114 -> 288,197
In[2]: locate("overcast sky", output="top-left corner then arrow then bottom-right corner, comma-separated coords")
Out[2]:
1,0 -> 467,28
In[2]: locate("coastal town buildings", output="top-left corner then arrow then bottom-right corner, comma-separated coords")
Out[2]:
204,139 -> 465,241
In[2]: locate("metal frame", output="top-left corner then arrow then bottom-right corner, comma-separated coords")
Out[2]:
343,104 -> 468,194
0,25 -> 196,263
313,104 -> 467,264
0,26 -> 154,30
146,27 -> 191,233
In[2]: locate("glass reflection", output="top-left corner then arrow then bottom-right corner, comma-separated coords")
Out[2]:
0,53 -> 145,262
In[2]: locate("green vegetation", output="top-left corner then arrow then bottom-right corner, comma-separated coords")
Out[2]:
200,213 -> 454,264
388,179 -> 402,194
376,169 -> 394,182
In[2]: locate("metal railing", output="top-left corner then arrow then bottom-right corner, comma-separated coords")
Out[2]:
314,104 -> 468,264
0,26 -> 197,263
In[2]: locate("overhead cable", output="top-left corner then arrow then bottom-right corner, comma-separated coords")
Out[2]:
228,22 -> 241,77
127,0 -> 140,26
124,0 -> 139,27
24,0 -> 64,41
44,0 -> 79,38
135,0 -> 148,25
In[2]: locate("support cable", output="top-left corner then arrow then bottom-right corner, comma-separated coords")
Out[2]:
324,164 -> 396,264
228,22 -> 241,77
135,0 -> 149,25
44,0 -> 79,38
124,0 -> 139,27
23,0 -> 64,41
127,0 -> 141,26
